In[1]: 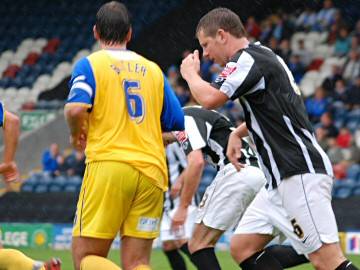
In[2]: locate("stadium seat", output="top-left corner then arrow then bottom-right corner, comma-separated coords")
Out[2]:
34,184 -> 48,193
333,180 -> 356,199
48,183 -> 64,192
347,164 -> 360,182
63,183 -> 80,193
21,182 -> 35,192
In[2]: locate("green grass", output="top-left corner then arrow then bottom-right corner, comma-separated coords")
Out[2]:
17,248 -> 360,270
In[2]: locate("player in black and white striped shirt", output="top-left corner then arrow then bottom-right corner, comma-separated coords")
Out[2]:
164,106 -> 265,269
164,106 -> 308,270
179,7 -> 358,270
160,142 -> 198,270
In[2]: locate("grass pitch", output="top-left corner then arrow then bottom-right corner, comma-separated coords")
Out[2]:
18,247 -> 360,270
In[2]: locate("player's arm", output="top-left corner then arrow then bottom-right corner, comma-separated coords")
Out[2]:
171,149 -> 204,231
181,50 -> 263,108
227,122 -> 248,171
0,105 -> 20,182
180,50 -> 228,109
171,123 -> 207,230
179,150 -> 204,208
64,106 -> 89,151
161,76 -> 185,131
170,169 -> 185,199
64,58 -> 95,151
233,122 -> 248,138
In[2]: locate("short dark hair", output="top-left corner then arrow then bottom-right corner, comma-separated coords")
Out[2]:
196,7 -> 246,38
95,1 -> 131,45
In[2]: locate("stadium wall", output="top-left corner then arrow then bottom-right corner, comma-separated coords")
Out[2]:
0,222 -> 359,254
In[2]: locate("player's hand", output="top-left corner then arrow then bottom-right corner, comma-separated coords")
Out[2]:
170,179 -> 182,199
0,161 -> 20,182
171,206 -> 187,236
70,132 -> 87,152
180,50 -> 201,81
227,131 -> 245,171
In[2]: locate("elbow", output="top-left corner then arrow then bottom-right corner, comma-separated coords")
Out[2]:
201,96 -> 222,110
65,106 -> 86,120
194,158 -> 205,170
189,154 -> 205,170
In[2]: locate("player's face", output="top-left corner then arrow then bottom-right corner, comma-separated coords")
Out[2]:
198,30 -> 226,66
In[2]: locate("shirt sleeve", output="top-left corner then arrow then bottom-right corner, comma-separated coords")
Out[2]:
67,57 -> 96,109
173,115 -> 208,155
0,102 -> 4,127
161,76 -> 185,131
211,50 -> 263,100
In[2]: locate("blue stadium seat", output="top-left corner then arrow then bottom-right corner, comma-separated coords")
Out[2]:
63,183 -> 80,193
34,184 -> 48,193
21,182 -> 35,192
347,164 -> 360,182
352,184 -> 360,197
37,173 -> 53,185
68,175 -> 82,185
53,175 -> 66,184
48,183 -> 64,192
333,180 -> 355,199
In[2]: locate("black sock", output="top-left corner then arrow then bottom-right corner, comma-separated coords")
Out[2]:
240,250 -> 283,270
180,242 -> 193,262
336,260 -> 359,270
191,247 -> 221,270
164,249 -> 187,270
265,245 -> 309,267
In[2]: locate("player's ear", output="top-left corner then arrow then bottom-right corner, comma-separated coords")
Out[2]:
93,25 -> 100,41
125,27 -> 132,43
217,29 -> 227,44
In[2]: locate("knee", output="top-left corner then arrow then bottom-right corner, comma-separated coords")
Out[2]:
122,257 -> 149,270
309,243 -> 346,270
162,241 -> 175,252
188,238 -> 199,254
230,238 -> 255,264
309,255 -> 325,270
188,237 -> 211,254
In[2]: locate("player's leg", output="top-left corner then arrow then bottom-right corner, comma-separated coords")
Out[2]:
160,205 -> 191,269
230,234 -> 284,269
121,171 -> 164,270
190,165 -> 265,270
120,237 -> 153,270
72,162 -> 138,270
80,255 -> 121,270
265,244 -> 309,267
231,186 -> 289,270
0,248 -> 61,270
279,174 -> 358,270
230,188 -> 281,269
162,240 -> 187,270
72,237 -> 113,270
188,223 -> 224,270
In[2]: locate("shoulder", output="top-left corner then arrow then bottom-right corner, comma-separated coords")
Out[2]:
72,56 -> 92,73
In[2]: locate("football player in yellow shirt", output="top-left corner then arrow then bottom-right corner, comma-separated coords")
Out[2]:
64,2 -> 184,270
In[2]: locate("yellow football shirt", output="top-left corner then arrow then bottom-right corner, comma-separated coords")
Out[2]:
66,50 -> 184,190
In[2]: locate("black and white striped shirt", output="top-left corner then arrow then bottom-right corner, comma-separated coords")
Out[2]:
164,142 -> 188,211
212,42 -> 333,189
174,106 -> 258,170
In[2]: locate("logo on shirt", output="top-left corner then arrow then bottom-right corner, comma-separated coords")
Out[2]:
173,131 -> 188,144
219,62 -> 237,79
